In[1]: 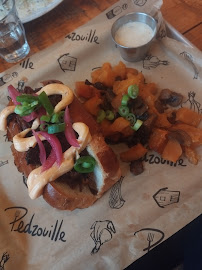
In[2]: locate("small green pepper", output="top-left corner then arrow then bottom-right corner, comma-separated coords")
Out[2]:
74,156 -> 96,173
118,105 -> 129,117
128,84 -> 139,99
105,110 -> 115,121
47,123 -> 66,134
97,109 -> 106,123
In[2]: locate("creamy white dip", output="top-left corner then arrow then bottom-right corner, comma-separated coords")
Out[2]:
115,21 -> 154,48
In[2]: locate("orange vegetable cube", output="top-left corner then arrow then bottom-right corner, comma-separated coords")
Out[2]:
161,139 -> 182,162
91,62 -> 115,88
155,113 -> 172,129
75,81 -> 94,99
126,67 -> 138,77
120,143 -> 148,162
170,123 -> 202,145
176,107 -> 201,127
109,117 -> 130,133
111,93 -> 123,110
84,96 -> 103,116
112,61 -> 127,80
149,128 -> 168,154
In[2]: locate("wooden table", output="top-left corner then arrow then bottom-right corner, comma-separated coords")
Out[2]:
0,0 -> 201,73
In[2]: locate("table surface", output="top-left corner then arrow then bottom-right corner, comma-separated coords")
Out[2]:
0,0 -> 201,73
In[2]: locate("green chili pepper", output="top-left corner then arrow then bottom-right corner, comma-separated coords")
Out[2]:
40,115 -> 51,122
105,110 -> 115,121
47,123 -> 66,134
97,109 -> 106,123
131,119 -> 143,131
51,111 -> 65,123
121,94 -> 130,106
74,156 -> 96,173
118,105 -> 129,117
38,91 -> 54,115
128,84 -> 139,99
16,94 -> 39,103
14,100 -> 39,116
126,113 -> 136,126
40,123 -> 48,131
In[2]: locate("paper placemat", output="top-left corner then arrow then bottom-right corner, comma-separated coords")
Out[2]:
0,0 -> 202,269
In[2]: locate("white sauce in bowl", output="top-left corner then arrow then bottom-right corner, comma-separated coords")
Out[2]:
115,21 -> 154,48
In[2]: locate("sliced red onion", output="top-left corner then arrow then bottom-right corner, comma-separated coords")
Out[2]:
32,130 -> 46,165
37,107 -> 46,120
23,106 -> 46,123
23,111 -> 38,122
64,106 -> 79,147
8,85 -> 20,105
41,150 -> 56,172
38,131 -> 63,166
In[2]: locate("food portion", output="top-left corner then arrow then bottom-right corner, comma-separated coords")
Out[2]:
0,62 -> 201,210
75,61 -> 202,174
0,81 -> 121,210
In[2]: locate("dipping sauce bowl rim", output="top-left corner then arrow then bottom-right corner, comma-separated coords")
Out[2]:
111,12 -> 157,49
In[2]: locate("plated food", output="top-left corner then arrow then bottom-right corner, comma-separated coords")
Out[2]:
17,0 -> 63,23
0,61 -> 201,210
0,80 -> 121,210
75,61 -> 202,174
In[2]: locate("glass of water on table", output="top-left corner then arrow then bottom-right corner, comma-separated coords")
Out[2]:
0,0 -> 30,63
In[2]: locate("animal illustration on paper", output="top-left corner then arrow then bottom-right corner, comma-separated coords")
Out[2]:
180,51 -> 199,79
157,23 -> 166,39
90,220 -> 116,254
181,91 -> 202,114
109,176 -> 125,209
143,55 -> 169,69
0,252 -> 10,270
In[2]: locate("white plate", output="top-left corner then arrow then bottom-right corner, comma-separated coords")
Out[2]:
16,0 -> 64,23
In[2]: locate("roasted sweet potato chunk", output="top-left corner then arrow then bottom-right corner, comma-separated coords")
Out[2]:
161,139 -> 183,163
84,96 -> 103,116
109,117 -> 130,134
120,143 -> 148,162
75,81 -> 94,99
176,107 -> 201,127
149,128 -> 168,154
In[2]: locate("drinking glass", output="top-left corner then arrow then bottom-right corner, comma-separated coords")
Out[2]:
0,0 -> 30,63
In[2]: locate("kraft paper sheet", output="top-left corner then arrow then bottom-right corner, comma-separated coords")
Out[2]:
0,0 -> 202,269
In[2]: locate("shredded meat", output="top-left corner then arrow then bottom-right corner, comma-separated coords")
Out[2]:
7,84 -> 97,195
